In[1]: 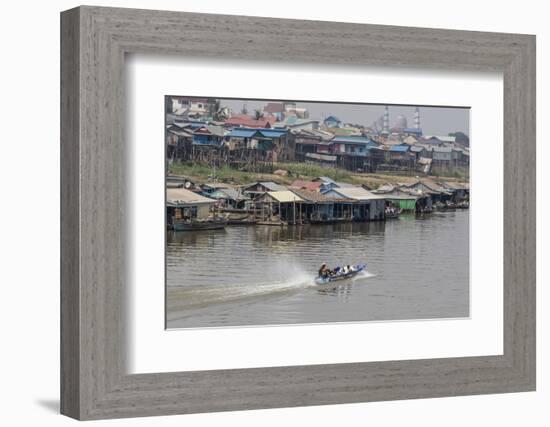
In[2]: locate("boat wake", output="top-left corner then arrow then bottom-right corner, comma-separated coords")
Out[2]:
167,264 -> 314,312
352,270 -> 377,281
167,262 -> 376,316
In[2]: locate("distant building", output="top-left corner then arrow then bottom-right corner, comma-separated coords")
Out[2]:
403,128 -> 423,137
393,114 -> 408,130
323,115 -> 342,128
192,125 -> 225,146
262,102 -> 285,120
225,114 -> 276,128
170,97 -> 210,116
283,102 -> 309,119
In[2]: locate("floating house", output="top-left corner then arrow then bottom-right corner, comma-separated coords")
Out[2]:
207,187 -> 246,209
322,186 -> 386,221
166,188 -> 216,227
241,181 -> 287,198
373,184 -> 432,213
289,188 -> 357,223
440,181 -> 470,202
253,190 -> 305,224
399,180 -> 452,204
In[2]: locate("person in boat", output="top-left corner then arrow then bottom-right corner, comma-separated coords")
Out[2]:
318,263 -> 330,278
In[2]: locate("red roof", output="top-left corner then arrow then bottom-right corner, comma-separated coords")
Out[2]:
289,180 -> 322,191
225,115 -> 275,128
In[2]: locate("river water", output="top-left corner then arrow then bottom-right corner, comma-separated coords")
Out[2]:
166,210 -> 469,328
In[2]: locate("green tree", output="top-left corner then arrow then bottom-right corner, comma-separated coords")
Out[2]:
254,109 -> 264,120
449,131 -> 470,147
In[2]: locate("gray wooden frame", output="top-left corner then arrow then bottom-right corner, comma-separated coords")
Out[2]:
61,5 -> 536,420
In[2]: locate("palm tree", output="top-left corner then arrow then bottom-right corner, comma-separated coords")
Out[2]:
254,109 -> 264,120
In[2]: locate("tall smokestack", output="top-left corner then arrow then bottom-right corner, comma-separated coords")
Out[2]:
414,107 -> 421,129
383,106 -> 389,132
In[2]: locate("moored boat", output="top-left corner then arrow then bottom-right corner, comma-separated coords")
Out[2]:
385,207 -> 401,219
172,218 -> 227,231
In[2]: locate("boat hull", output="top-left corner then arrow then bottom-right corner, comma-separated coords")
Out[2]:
172,220 -> 227,231
314,264 -> 367,285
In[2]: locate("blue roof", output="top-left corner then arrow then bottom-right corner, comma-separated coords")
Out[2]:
229,128 -> 287,139
230,129 -> 259,138
315,176 -> 336,184
260,129 -> 287,138
404,128 -> 423,134
389,145 -> 411,152
332,136 -> 373,144
188,122 -> 207,129
324,115 -> 341,122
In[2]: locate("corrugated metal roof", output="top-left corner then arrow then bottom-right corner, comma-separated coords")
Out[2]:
329,187 -> 386,201
375,184 -> 395,193
332,135 -> 373,144
260,129 -> 287,138
262,182 -> 287,191
266,191 -> 304,203
334,182 -> 356,188
242,182 -> 287,192
290,180 -> 322,191
206,125 -> 225,137
209,188 -> 241,201
230,128 -> 259,138
314,176 -> 336,184
166,188 -> 216,206
390,145 -> 410,152
289,188 -> 331,203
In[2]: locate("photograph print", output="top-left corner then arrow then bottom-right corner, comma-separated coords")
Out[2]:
165,97 -> 470,329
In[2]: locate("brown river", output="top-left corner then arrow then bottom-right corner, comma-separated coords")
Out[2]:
166,210 -> 469,328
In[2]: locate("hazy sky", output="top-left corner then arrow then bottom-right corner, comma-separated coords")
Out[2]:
220,98 -> 470,136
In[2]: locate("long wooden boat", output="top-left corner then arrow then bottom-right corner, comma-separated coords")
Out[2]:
226,218 -> 258,225
172,218 -> 227,231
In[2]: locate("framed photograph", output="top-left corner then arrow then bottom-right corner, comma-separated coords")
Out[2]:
61,6 -> 536,420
